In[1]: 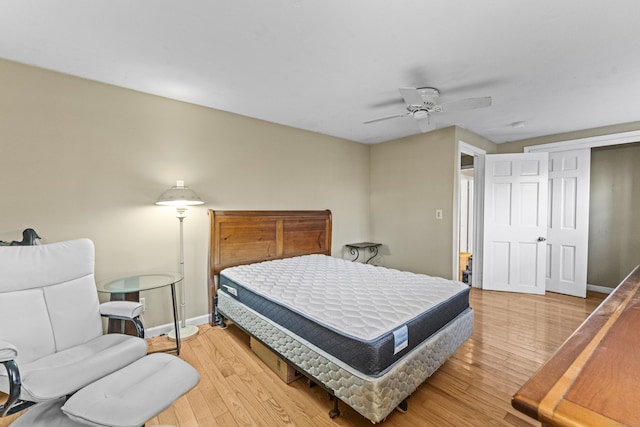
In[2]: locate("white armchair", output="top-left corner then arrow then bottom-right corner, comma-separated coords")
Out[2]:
0,239 -> 200,427
0,238 -> 199,426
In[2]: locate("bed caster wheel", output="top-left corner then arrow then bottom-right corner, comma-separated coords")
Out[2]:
396,399 -> 408,413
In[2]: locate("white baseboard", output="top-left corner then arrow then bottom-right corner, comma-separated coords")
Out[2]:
587,284 -> 613,295
145,313 -> 210,338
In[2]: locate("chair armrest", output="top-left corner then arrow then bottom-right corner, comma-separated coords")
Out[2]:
0,339 -> 17,363
100,301 -> 145,339
100,301 -> 143,319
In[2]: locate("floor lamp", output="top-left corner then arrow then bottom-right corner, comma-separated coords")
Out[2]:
156,180 -> 204,341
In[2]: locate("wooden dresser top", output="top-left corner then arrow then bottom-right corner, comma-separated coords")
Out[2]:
512,265 -> 640,426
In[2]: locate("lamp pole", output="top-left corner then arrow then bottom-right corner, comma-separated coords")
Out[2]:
156,180 -> 203,341
177,207 -> 186,329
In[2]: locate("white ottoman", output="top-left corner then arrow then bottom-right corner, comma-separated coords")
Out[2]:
12,353 -> 199,427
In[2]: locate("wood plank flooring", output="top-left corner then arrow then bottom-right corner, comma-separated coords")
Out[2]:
1,288 -> 606,426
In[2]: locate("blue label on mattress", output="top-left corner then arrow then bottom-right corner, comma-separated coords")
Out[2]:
393,325 -> 408,354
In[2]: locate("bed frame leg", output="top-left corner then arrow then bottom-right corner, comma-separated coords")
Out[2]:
328,395 -> 341,419
212,295 -> 227,329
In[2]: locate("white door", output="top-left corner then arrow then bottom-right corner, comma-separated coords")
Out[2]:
483,153 -> 549,294
545,149 -> 591,297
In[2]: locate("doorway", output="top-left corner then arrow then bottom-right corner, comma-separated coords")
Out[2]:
459,155 -> 474,285
457,142 -> 486,288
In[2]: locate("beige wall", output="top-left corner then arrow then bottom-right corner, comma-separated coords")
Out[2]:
499,124 -> 640,288
0,59 -> 371,327
4,55 -> 638,327
456,126 -> 498,154
589,143 -> 640,287
369,126 -> 495,278
370,127 -> 456,278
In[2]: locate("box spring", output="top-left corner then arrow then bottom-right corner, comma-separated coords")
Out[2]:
219,254 -> 470,377
218,291 -> 473,423
217,255 -> 473,422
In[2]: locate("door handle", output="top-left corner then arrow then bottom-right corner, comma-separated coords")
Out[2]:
537,237 -> 546,242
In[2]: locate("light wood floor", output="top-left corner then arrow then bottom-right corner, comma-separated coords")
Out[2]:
1,288 -> 606,426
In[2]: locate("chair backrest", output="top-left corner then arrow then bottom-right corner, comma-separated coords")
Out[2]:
0,238 -> 103,364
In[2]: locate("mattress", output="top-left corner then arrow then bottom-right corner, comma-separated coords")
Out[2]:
219,254 -> 470,377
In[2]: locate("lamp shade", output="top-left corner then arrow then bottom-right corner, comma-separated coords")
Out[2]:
155,180 -> 204,206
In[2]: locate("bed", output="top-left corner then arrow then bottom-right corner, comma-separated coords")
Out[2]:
207,210 -> 474,423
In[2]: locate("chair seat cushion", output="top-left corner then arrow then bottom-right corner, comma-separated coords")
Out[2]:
0,333 -> 146,402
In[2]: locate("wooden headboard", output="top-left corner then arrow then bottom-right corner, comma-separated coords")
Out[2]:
207,210 -> 332,322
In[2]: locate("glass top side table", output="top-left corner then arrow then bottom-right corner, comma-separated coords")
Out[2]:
97,272 -> 182,293
96,272 -> 183,355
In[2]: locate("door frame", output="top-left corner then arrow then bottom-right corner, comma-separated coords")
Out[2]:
455,141 -> 486,288
524,129 -> 640,153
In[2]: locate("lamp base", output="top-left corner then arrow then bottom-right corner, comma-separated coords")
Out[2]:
167,324 -> 199,342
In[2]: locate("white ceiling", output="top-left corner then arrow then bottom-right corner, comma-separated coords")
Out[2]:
2,1 -> 640,144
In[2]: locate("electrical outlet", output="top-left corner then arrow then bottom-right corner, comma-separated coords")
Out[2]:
436,209 -> 443,220
140,297 -> 146,312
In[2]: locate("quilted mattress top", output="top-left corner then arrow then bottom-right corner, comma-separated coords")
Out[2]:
220,254 -> 468,341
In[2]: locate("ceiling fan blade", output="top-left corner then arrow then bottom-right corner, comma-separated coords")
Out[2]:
398,87 -> 425,106
363,112 -> 410,124
440,96 -> 492,113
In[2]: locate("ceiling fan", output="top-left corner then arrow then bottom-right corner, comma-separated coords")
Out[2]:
364,87 -> 492,132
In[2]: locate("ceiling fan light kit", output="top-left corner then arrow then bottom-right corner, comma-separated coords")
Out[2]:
412,110 -> 429,120
364,86 -> 492,133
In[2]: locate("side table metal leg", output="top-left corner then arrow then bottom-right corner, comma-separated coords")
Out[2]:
170,283 -> 181,355
365,246 -> 379,264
